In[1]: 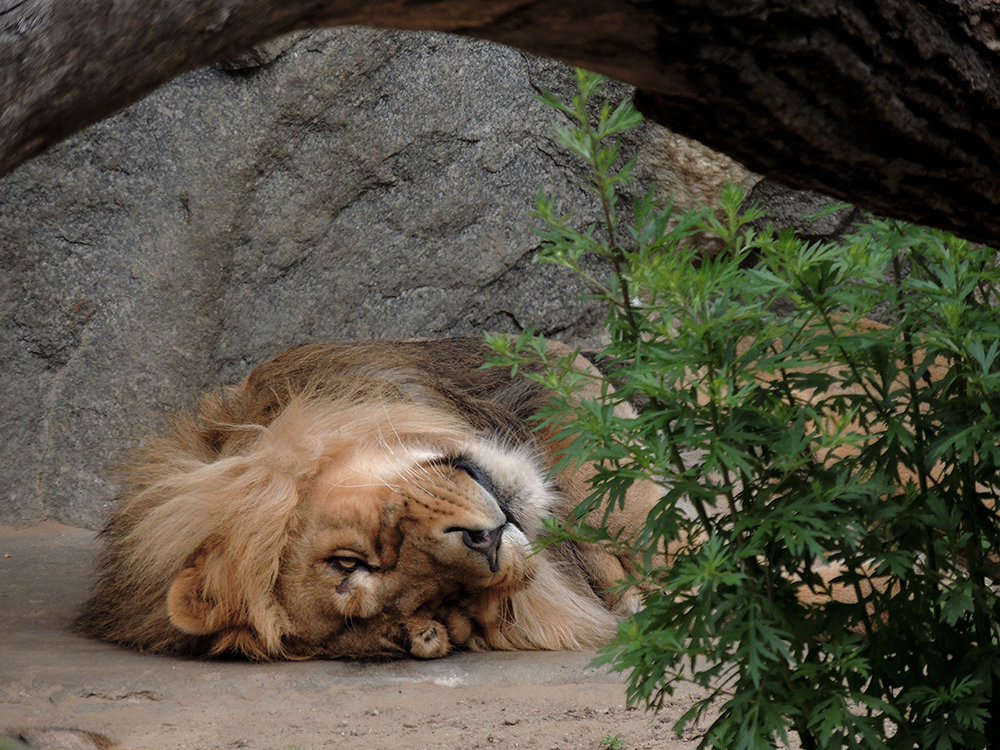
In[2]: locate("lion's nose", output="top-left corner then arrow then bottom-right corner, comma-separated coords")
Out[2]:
461,524 -> 505,573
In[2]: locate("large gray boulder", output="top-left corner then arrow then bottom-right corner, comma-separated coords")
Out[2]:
0,27 -> 748,529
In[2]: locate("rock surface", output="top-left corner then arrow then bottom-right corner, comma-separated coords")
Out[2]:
0,28 -> 749,528
743,179 -> 866,243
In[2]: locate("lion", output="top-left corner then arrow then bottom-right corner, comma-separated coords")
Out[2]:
74,337 -> 661,660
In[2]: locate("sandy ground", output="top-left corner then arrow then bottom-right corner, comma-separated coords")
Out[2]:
0,523 -> 713,750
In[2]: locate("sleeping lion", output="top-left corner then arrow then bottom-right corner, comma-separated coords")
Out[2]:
75,337 -> 660,659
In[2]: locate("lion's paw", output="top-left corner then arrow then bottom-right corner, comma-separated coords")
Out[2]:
611,587 -> 644,616
406,618 -> 451,659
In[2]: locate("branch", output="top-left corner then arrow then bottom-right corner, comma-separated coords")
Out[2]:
2,0 -> 1000,244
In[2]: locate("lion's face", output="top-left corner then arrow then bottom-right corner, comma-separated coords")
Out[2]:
274,441 -> 549,658
153,399 -> 589,660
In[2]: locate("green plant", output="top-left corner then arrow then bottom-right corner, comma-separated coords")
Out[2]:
600,732 -> 628,750
488,69 -> 1000,749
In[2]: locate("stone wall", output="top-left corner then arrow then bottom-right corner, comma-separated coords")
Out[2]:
0,27 -> 750,528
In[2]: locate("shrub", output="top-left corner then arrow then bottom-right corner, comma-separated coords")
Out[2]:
488,68 -> 1000,749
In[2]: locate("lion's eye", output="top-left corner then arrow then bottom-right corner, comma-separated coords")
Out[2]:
327,556 -> 369,574
450,459 -> 497,497
446,457 -> 520,528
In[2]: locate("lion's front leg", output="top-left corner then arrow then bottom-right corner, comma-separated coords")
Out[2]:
558,469 -> 664,615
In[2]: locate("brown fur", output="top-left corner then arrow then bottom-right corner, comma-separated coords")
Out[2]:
75,338 -> 660,659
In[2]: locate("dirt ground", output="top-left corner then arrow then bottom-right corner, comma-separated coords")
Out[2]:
0,523 -> 714,750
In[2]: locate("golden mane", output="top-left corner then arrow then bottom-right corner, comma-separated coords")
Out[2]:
79,395 -> 472,658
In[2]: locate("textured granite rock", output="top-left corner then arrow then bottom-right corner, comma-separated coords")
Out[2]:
744,179 -> 865,243
0,28 -> 750,528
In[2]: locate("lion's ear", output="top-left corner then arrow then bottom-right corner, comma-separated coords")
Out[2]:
167,564 -> 222,635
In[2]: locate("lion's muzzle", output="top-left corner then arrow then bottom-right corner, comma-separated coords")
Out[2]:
458,523 -> 506,573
